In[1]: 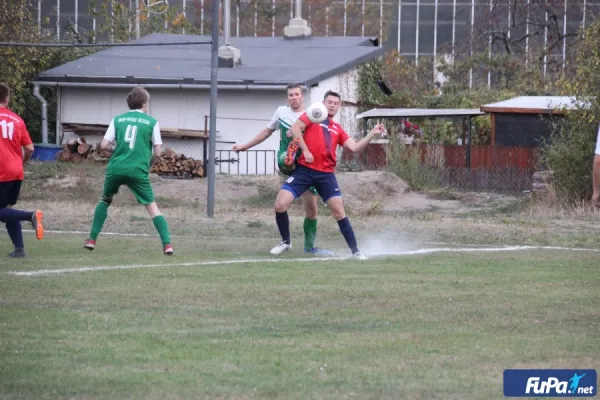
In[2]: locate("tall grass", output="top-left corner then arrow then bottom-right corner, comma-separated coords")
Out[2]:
385,135 -> 445,191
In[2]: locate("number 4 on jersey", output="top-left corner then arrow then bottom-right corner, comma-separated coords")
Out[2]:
0,120 -> 14,140
124,124 -> 137,149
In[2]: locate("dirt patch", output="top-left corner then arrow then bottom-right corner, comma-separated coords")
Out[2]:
147,170 -> 513,216
21,161 -> 519,216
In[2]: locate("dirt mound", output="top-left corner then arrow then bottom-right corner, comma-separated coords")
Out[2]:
335,170 -> 461,214
147,170 -> 461,215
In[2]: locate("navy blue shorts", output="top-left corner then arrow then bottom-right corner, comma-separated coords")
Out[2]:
0,180 -> 22,209
281,164 -> 342,202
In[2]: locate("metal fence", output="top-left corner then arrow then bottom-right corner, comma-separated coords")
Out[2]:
343,142 -> 541,195
215,149 -> 277,175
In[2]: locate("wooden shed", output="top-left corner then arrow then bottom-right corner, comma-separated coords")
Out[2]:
480,96 -> 588,147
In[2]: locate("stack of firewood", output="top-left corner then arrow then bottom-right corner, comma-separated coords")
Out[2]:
150,148 -> 204,178
57,137 -> 112,163
56,137 -> 203,177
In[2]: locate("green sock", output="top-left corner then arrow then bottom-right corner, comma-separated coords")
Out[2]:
90,201 -> 109,240
303,217 -> 317,250
152,215 -> 171,246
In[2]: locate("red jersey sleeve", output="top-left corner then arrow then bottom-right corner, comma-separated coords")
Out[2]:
19,120 -> 33,147
298,112 -> 312,126
337,127 -> 351,146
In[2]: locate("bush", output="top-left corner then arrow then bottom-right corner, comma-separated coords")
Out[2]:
385,134 -> 444,191
540,117 -> 597,202
540,20 -> 600,203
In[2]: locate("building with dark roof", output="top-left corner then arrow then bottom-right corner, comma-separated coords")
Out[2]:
35,31 -> 387,174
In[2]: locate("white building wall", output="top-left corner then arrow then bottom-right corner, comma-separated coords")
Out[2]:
59,73 -> 361,175
60,87 -> 293,175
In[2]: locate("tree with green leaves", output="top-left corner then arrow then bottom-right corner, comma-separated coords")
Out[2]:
540,20 -> 600,203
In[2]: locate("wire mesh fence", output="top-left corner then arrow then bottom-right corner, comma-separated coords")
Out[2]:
343,140 -> 541,195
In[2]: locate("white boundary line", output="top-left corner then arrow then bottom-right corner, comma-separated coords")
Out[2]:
7,228 -> 600,251
7,245 -> 600,277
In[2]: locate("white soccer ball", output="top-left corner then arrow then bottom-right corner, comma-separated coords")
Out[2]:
306,102 -> 328,124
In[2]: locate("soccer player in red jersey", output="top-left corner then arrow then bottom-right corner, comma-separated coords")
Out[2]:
0,83 -> 44,258
272,90 -> 385,259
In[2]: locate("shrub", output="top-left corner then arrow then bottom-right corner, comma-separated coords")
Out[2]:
385,133 -> 444,191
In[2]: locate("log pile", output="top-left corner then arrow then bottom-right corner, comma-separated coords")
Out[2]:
56,136 -> 203,178
150,148 -> 204,178
57,137 -> 113,163
531,170 -> 554,199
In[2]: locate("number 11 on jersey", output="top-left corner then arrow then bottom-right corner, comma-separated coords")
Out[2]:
0,120 -> 15,140
124,124 -> 137,149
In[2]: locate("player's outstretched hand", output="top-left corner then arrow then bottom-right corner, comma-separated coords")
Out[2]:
232,144 -> 245,152
370,123 -> 386,135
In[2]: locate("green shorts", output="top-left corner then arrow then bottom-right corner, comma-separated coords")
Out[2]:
277,152 -> 318,196
103,173 -> 155,205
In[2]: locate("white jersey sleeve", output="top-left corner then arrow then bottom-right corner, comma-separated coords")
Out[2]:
596,124 -> 600,155
152,121 -> 163,146
104,119 -> 116,142
266,107 -> 282,130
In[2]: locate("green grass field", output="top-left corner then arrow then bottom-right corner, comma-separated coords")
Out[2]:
1,232 -> 599,400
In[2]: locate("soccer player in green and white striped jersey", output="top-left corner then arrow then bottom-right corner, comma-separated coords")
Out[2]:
84,86 -> 174,255
232,83 -> 333,256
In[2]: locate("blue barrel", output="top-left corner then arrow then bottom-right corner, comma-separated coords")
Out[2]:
31,143 -> 64,162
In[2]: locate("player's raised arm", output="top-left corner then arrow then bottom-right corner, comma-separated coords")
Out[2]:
290,118 -> 313,162
343,124 -> 385,153
233,127 -> 275,152
233,108 -> 280,152
100,119 -> 116,151
152,121 -> 163,157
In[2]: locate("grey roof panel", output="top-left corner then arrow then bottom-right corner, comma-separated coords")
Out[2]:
356,108 -> 486,119
481,96 -> 591,111
38,33 -> 385,86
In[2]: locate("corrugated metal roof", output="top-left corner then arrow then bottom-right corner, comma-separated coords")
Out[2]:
356,108 -> 486,119
37,33 -> 386,87
481,96 -> 591,112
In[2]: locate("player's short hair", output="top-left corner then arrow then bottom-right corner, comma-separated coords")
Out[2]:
286,83 -> 304,93
127,86 -> 150,110
0,83 -> 10,104
324,90 -> 341,101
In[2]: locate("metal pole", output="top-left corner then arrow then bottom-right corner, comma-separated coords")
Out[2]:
544,11 -> 548,77
397,0 -> 401,53
452,0 -> 456,58
469,0 -> 474,88
344,0 -> 347,36
56,0 -> 60,40
207,0 -> 220,217
379,0 -> 383,46
38,0 -> 41,35
272,0 -> 275,37
415,0 -> 420,65
33,85 -> 48,145
525,0 -> 530,68
562,0 -> 567,71
488,0 -> 493,87
136,0 -> 140,38
361,0 -> 365,37
466,117 -> 472,170
75,0 -> 79,33
183,0 -> 187,34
